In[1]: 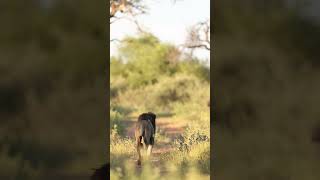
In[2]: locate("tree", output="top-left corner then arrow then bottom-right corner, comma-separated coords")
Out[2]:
184,19 -> 211,51
109,0 -> 149,43
109,0 -> 147,24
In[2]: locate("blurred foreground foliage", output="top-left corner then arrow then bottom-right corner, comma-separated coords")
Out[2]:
214,0 -> 320,179
0,0 -> 106,178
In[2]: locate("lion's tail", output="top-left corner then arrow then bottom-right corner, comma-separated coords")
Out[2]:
137,124 -> 145,146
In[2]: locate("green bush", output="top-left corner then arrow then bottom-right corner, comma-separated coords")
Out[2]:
161,124 -> 210,175
114,74 -> 209,113
110,109 -> 125,135
117,34 -> 177,88
177,60 -> 210,82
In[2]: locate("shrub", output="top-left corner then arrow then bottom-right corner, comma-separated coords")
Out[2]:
162,124 -> 210,175
117,34 -> 178,88
177,59 -> 210,82
115,74 -> 207,113
110,109 -> 125,135
110,76 -> 128,99
172,77 -> 210,123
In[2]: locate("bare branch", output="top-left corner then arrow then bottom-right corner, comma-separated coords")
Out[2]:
109,0 -> 148,34
110,15 -> 124,24
109,0 -> 147,21
186,44 -> 210,50
127,11 -> 148,33
184,19 -> 211,51
110,0 -> 149,44
110,39 -> 121,42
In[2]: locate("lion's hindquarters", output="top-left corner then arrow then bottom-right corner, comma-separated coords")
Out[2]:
135,113 -> 157,165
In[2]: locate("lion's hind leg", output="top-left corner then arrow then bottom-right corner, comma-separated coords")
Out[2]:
136,136 -> 143,166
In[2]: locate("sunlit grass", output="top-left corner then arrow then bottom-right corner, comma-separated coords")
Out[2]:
110,161 -> 210,180
110,130 -> 135,169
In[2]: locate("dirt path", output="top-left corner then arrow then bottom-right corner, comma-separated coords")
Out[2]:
122,115 -> 187,174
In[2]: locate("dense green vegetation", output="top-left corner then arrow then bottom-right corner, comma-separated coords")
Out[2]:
110,34 -> 209,113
